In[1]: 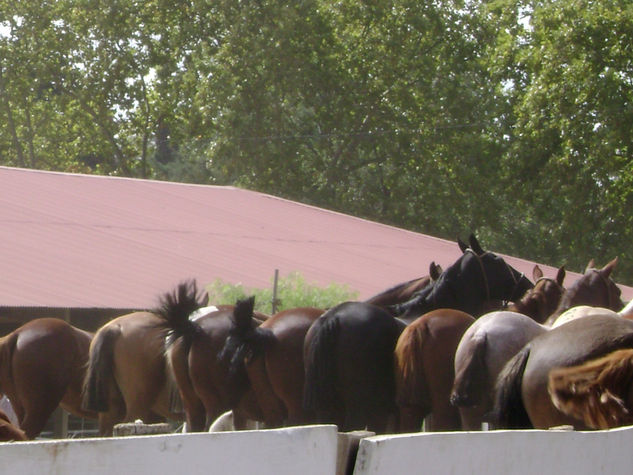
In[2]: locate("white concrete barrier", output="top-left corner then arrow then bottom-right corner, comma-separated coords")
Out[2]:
0,425 -> 338,475
353,426 -> 633,474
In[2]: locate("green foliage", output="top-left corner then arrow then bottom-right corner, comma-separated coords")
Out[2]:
204,271 -> 359,314
1,0 -> 632,284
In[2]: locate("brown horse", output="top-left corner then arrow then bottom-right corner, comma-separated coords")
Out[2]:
0,318 -> 94,439
157,283 -> 269,432
493,313 -> 633,429
507,265 -> 566,324
303,301 -> 405,433
548,348 -> 633,429
219,299 -> 324,427
82,291 -> 197,435
450,311 -> 549,430
365,262 -> 442,310
544,258 -> 624,326
394,309 -> 475,432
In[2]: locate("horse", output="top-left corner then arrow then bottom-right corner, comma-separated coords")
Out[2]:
506,265 -> 566,324
394,308 -> 475,432
303,301 -> 405,433
364,262 -> 442,309
391,234 -> 534,321
219,298 -> 324,428
544,258 -> 624,326
82,286 -> 199,436
618,299 -> 633,319
0,318 -> 94,439
450,311 -> 549,430
492,313 -> 633,429
548,348 -> 633,429
157,283 -> 269,432
549,305 -> 620,328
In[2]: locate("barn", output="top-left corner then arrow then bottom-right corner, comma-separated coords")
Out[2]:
1,164 -> 631,335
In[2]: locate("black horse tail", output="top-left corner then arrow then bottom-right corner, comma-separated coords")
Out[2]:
218,296 -> 274,406
155,280 -> 205,349
303,311 -> 340,416
490,345 -> 533,429
82,324 -> 121,412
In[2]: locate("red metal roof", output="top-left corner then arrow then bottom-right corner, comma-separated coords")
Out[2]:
0,166 -> 631,309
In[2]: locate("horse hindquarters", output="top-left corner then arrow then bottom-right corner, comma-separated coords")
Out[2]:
492,346 -> 532,429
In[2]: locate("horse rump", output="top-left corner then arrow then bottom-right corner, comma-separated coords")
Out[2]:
490,345 -> 532,429
548,348 -> 633,429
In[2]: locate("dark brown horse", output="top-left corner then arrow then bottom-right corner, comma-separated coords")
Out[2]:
544,258 -> 624,326
493,314 -> 633,429
0,318 -> 94,439
450,311 -> 549,430
507,265 -> 566,324
548,348 -> 633,429
303,301 -> 405,433
391,235 -> 534,321
157,283 -> 269,432
364,262 -> 442,309
219,298 -> 324,427
394,309 -> 475,432
82,293 -> 195,435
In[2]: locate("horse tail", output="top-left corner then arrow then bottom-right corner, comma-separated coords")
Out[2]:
394,322 -> 431,410
154,280 -> 205,349
303,312 -> 340,415
451,333 -> 488,407
0,333 -> 18,391
491,345 -> 532,429
217,296 -> 273,406
82,324 -> 121,412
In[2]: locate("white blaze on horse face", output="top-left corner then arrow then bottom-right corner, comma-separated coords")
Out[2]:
189,306 -> 219,322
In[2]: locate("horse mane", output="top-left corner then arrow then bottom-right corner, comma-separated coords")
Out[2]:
548,348 -> 633,429
154,279 -> 205,348
394,321 -> 432,410
491,345 -> 533,429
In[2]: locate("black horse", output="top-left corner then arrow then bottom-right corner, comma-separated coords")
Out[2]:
391,235 -> 534,321
302,301 -> 406,433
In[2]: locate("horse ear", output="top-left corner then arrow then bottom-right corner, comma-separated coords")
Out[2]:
429,261 -> 442,281
585,259 -> 596,273
532,265 -> 543,281
469,234 -> 485,255
457,237 -> 469,253
556,266 -> 566,286
600,257 -> 618,278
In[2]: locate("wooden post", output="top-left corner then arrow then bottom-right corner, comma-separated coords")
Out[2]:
271,269 -> 280,314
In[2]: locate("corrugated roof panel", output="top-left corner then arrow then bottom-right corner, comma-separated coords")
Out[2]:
0,166 -> 630,309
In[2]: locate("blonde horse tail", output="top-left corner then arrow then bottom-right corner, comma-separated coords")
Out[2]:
394,322 -> 431,412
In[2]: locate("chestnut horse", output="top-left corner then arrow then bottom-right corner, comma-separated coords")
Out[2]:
303,301 -> 405,433
493,314 -> 633,429
507,265 -> 566,324
548,348 -> 633,429
394,308 -> 475,432
544,258 -> 624,326
157,283 -> 268,432
82,289 -> 198,436
219,298 -> 324,427
391,235 -> 533,321
450,311 -> 549,430
0,318 -> 94,439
